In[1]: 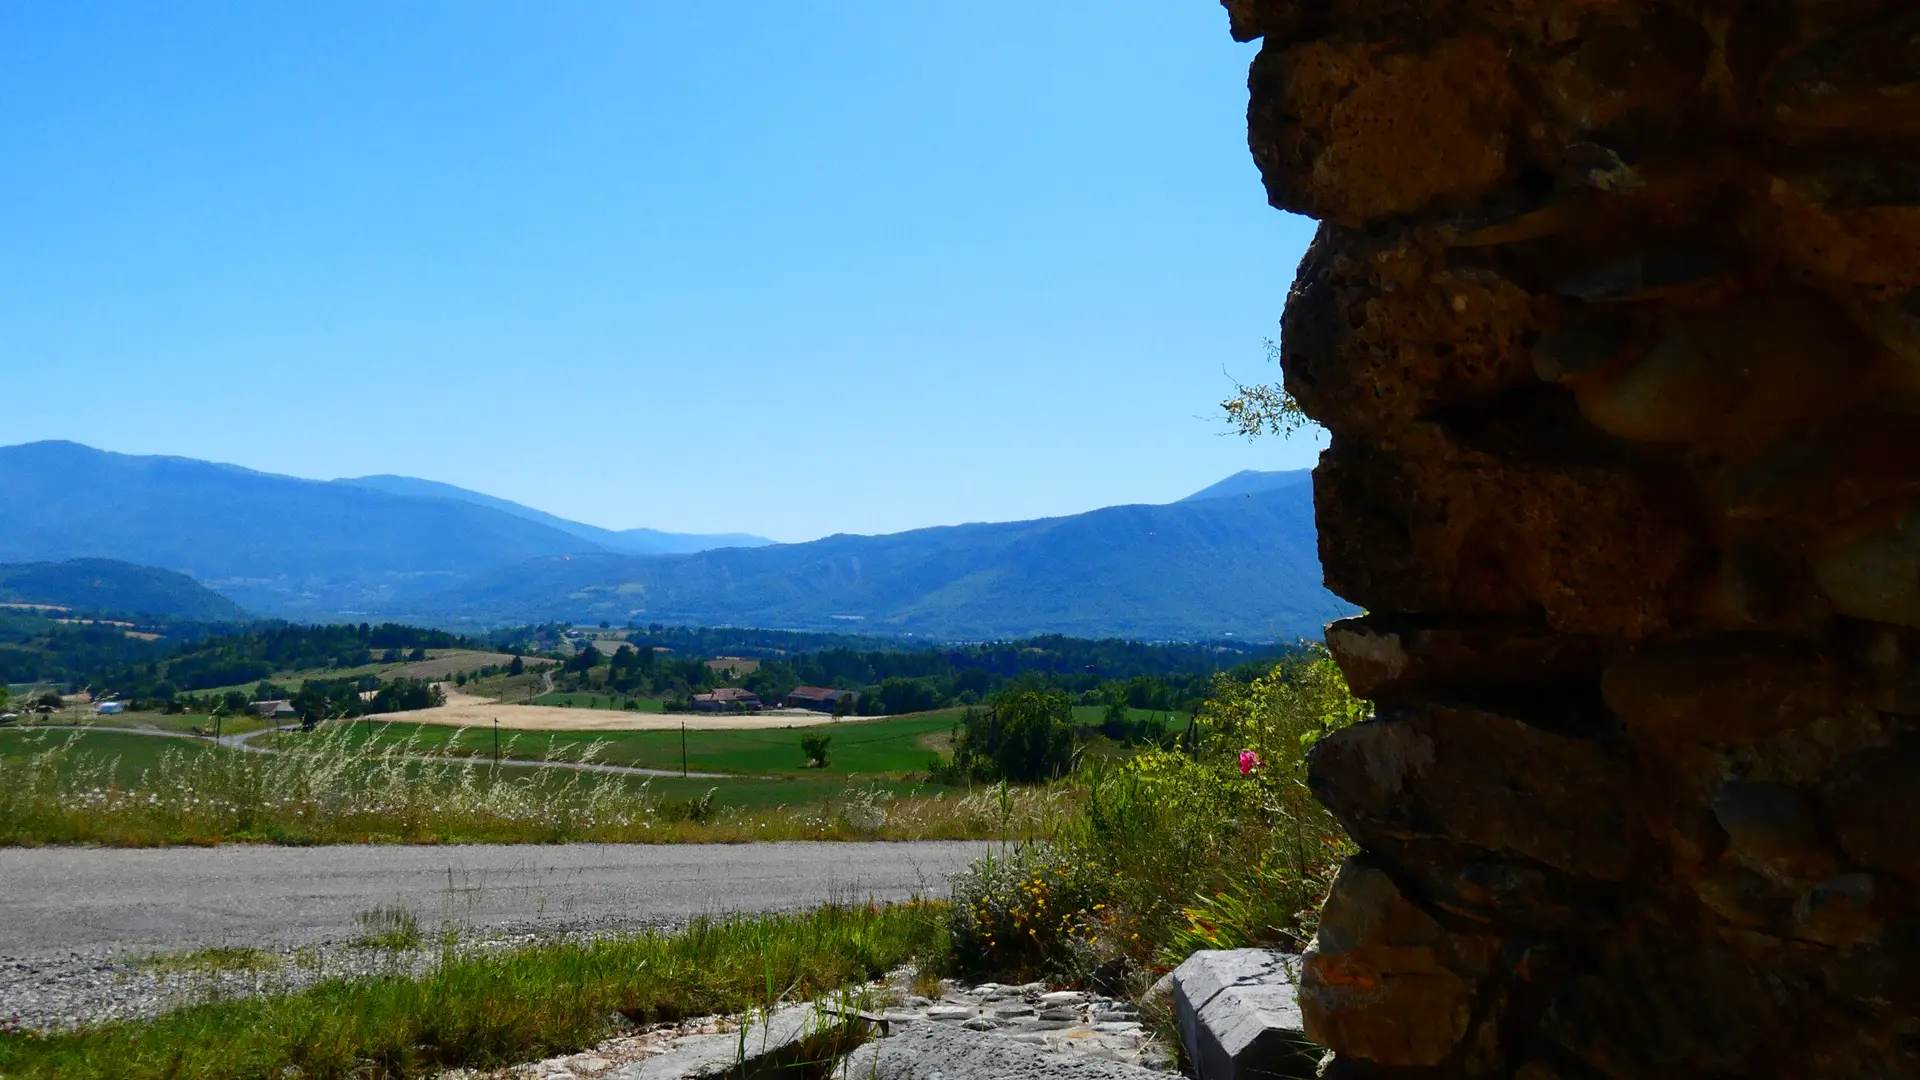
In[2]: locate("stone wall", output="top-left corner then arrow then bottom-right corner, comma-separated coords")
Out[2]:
1223,1 -> 1920,1076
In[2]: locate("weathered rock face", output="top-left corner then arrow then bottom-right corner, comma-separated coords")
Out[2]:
1226,1 -> 1920,1075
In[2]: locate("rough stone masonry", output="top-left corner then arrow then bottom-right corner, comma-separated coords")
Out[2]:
1221,0 -> 1920,1077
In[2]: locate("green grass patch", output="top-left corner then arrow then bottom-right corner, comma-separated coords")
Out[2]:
0,903 -> 947,1080
353,905 -> 424,951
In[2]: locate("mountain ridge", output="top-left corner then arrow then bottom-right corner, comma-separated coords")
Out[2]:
0,440 -> 1343,639
408,486 -> 1347,640
337,474 -> 772,555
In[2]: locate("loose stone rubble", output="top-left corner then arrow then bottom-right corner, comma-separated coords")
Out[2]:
1223,0 -> 1920,1076
469,976 -> 1174,1079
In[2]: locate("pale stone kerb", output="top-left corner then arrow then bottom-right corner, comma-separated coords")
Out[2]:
1170,949 -> 1318,1080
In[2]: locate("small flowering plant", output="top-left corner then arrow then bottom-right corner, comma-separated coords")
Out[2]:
1237,749 -> 1262,775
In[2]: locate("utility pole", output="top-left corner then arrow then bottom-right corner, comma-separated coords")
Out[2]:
494,717 -> 500,769
681,722 -> 688,778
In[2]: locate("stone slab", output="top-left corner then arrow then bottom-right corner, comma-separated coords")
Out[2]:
612,1004 -> 860,1079
838,1022 -> 1168,1080
1171,949 -> 1320,1080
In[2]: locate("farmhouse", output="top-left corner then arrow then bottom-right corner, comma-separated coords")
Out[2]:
690,687 -> 761,712
252,699 -> 298,721
785,686 -> 853,712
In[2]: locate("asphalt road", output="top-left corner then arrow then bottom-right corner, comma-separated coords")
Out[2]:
0,841 -> 991,958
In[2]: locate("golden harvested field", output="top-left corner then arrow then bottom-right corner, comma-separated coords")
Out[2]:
386,650 -> 549,681
383,689 -> 838,732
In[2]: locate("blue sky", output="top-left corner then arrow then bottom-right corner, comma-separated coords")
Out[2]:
0,2 -> 1321,543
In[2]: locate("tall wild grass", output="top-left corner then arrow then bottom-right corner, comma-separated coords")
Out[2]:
0,725 -> 1070,846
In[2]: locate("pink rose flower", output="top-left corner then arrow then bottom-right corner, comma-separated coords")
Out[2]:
1238,750 -> 1262,775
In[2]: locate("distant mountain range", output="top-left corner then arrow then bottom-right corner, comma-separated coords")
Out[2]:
338,474 -> 772,555
0,441 -> 1345,639
416,485 -> 1340,640
0,558 -> 249,622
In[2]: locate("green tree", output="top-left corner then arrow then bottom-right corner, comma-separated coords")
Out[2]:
509,655 -> 525,677
952,688 -> 1077,783
800,732 -> 832,769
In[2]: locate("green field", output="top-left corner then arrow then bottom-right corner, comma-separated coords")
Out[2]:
0,728 -> 226,782
299,711 -> 961,779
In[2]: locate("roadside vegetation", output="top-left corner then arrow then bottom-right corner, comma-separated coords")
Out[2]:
945,649 -> 1366,986
0,902 -> 945,1080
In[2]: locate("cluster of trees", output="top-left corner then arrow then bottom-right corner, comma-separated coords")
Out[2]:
0,609 -> 181,688
69,623 -> 478,701
533,629 -> 1297,721
170,675 -> 445,723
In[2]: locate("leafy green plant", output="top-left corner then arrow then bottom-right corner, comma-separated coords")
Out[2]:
800,732 -> 832,769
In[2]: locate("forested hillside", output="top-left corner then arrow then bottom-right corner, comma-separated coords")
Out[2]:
0,559 -> 249,622
419,487 -> 1346,639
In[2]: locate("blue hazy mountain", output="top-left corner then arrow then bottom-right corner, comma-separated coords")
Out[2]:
0,441 -> 607,615
0,441 -> 1343,639
337,474 -> 771,555
410,485 -> 1348,641
1180,468 -> 1313,503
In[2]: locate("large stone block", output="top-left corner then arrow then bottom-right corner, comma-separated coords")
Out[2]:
1299,861 -> 1495,1068
1324,612 -> 1607,700
1309,704 -> 1634,879
1279,225 -> 1540,437
1601,633 -> 1856,743
1170,949 -> 1319,1080
1314,429 -> 1699,638
1249,36 -> 1516,225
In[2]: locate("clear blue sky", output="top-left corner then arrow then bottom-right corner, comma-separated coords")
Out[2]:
0,1 -> 1321,543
